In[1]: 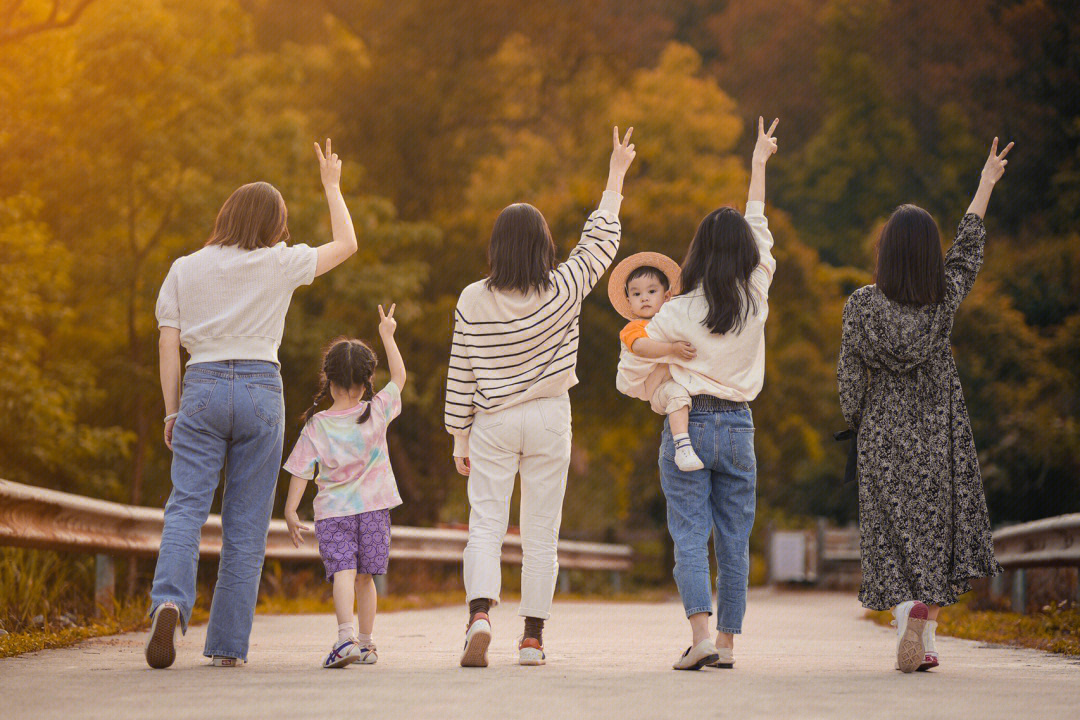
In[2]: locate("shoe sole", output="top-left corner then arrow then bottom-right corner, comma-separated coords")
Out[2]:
917,656 -> 939,672
145,605 -> 178,669
324,654 -> 360,669
708,660 -> 735,669
519,650 -> 545,666
897,603 -> 928,673
674,653 -> 719,671
460,626 -> 491,668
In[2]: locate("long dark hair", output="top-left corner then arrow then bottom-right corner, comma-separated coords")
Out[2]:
205,181 -> 289,250
679,207 -> 760,334
875,204 -> 945,305
486,203 -> 557,294
300,337 -> 378,426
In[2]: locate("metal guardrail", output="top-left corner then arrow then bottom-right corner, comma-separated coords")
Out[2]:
992,513 -> 1080,568
991,513 -> 1080,611
768,514 -> 1080,609
0,479 -> 632,605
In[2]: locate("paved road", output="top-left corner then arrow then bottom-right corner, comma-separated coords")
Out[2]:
2,590 -> 1077,719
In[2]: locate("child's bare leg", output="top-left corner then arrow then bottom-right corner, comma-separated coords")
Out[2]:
669,405 -> 689,436
356,573 -> 377,638
332,569 -> 357,641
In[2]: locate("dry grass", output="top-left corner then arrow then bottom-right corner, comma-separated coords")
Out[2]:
865,599 -> 1080,656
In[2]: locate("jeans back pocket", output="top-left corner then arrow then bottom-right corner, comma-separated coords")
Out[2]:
246,381 -> 283,427
181,377 -> 217,418
729,427 -> 756,472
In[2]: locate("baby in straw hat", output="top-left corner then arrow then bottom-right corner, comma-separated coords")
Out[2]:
609,252 -> 704,471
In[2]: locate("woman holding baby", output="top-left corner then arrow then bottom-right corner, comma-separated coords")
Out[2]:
610,117 -> 779,670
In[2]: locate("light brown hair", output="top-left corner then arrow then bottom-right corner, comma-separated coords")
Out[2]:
205,181 -> 289,250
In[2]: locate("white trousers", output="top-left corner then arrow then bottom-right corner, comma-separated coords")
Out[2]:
463,394 -> 572,620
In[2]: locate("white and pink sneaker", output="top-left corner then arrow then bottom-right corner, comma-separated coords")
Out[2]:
918,620 -> 939,671
892,600 -> 929,673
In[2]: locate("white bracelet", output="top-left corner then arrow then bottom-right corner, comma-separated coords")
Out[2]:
164,412 -> 179,423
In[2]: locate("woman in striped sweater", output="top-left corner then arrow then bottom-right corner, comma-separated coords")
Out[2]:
446,126 -> 637,668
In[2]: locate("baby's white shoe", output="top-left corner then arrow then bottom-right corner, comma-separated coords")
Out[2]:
674,444 -> 704,472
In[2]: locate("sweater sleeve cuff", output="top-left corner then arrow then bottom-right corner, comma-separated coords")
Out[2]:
453,432 -> 470,458
598,190 -> 623,216
745,200 -> 766,217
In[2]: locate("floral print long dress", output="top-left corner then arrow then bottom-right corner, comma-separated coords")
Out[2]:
837,214 -> 1002,611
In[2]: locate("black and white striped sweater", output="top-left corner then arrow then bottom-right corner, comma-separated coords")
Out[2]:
444,191 -> 623,456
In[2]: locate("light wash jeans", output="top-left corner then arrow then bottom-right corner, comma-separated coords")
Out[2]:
150,360 -> 284,661
463,394 -> 572,620
658,399 -> 757,634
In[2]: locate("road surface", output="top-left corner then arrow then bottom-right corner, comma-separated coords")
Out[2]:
2,590 -> 1077,719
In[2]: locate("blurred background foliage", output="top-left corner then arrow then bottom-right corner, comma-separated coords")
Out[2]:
0,0 -> 1078,592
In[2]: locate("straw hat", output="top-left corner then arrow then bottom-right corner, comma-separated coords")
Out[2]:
607,251 -> 682,320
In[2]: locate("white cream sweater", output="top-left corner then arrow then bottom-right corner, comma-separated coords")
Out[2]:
155,241 -> 318,365
444,191 -> 623,456
644,201 -> 775,401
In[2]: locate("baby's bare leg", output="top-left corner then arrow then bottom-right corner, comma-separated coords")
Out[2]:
669,405 -> 690,436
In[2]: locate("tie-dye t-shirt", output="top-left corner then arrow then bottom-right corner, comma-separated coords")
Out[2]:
283,382 -> 403,520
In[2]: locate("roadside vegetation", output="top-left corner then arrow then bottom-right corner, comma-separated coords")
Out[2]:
866,598 -> 1080,656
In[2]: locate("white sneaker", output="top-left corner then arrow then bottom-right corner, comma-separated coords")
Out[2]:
322,638 -> 361,669
357,643 -> 378,665
144,602 -> 180,669
673,639 -> 720,671
918,620 -> 939,671
211,656 -> 246,667
518,636 -> 546,666
460,613 -> 491,668
892,601 -> 928,673
674,444 -> 704,471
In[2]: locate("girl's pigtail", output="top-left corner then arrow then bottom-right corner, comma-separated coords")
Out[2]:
301,379 -> 331,426
357,378 -> 375,424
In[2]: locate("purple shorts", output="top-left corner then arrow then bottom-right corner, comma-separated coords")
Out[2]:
313,509 -> 391,581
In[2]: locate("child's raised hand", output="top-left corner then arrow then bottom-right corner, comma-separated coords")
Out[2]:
752,117 -> 779,167
672,341 -> 697,360
378,303 -> 397,338
313,137 -> 342,189
285,510 -> 309,548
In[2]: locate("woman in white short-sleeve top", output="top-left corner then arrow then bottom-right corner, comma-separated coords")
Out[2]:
144,141 -> 358,669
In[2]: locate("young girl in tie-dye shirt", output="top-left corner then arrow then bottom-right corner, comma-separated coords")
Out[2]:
283,304 -> 406,669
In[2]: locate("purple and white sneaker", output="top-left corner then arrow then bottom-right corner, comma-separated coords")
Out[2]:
323,638 -> 362,669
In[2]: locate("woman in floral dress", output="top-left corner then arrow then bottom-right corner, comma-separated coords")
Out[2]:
837,138 -> 1011,672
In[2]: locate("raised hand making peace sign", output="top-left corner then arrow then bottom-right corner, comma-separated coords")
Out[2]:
753,117 -> 779,167
968,136 -> 1014,218
313,137 -> 341,189
981,137 -> 1014,185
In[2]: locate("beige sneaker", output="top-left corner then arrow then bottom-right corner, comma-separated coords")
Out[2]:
673,639 -> 719,671
211,656 -> 245,667
460,612 -> 492,668
144,602 -> 180,669
519,637 -> 546,666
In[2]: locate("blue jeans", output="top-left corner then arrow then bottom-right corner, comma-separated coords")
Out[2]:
150,360 -> 284,661
659,402 -> 757,634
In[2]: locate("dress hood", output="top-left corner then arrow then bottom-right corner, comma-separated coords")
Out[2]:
851,285 -> 949,374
